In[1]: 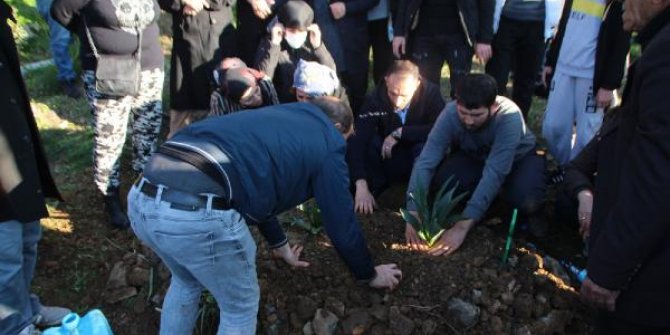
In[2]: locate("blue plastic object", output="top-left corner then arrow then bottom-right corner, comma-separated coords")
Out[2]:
43,309 -> 114,335
560,261 -> 588,283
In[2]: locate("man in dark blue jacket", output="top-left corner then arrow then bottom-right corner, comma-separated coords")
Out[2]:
127,97 -> 402,334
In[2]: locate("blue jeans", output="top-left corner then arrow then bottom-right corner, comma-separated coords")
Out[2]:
36,0 -> 76,82
0,220 -> 42,335
127,182 -> 259,335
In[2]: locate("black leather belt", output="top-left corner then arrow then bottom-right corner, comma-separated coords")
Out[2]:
138,179 -> 232,211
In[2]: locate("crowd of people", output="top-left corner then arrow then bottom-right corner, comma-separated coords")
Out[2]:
2,0 -> 670,334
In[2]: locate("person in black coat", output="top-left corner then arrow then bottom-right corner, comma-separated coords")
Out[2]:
579,2 -> 670,333
160,0 -> 238,135
254,0 -> 336,103
0,2 -> 70,333
347,60 -> 444,214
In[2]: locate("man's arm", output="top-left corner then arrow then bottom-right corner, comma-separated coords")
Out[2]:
311,43 -> 337,72
406,106 -> 454,211
476,0 -> 495,44
587,55 -> 670,290
348,97 -> 380,183
254,37 -> 282,80
596,1 -> 631,91
462,113 -> 523,221
313,149 -> 376,281
257,216 -> 288,249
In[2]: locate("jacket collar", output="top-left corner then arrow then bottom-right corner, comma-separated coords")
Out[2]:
637,6 -> 670,49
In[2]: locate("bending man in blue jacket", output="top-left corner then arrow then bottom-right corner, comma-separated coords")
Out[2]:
127,97 -> 402,335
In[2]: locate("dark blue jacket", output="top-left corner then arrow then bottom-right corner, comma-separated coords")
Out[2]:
168,102 -> 376,280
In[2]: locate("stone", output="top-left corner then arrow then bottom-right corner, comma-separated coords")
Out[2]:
514,325 -> 532,335
132,297 -> 146,314
489,316 -> 504,333
106,287 -> 138,304
324,297 -> 346,318
368,305 -> 388,322
157,262 -> 171,281
107,261 -> 127,290
421,319 -> 438,335
389,307 -> 415,335
127,267 -> 151,287
446,298 -> 480,329
303,321 -> 315,335
341,309 -> 371,335
297,296 -> 319,321
533,310 -> 573,334
312,309 -> 339,335
513,293 -> 534,319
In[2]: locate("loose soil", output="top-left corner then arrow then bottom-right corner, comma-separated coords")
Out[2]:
35,166 -> 593,334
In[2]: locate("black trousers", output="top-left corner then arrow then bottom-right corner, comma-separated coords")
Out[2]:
594,311 -> 670,335
486,16 -> 545,119
433,150 -> 547,221
348,135 -> 424,195
412,33 -> 473,98
368,18 -> 393,86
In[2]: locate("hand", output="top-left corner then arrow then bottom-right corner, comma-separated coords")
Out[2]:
183,0 -> 205,13
270,21 -> 284,46
596,88 -> 615,108
329,2 -> 346,20
381,134 -> 398,159
249,0 -> 272,19
183,4 -> 198,15
369,264 -> 402,290
475,43 -> 492,64
580,277 -> 620,312
428,219 -> 474,256
577,190 -> 594,240
307,24 -> 322,48
405,221 -> 428,251
354,180 -> 376,214
392,37 -> 406,58
271,243 -> 310,267
542,66 -> 553,88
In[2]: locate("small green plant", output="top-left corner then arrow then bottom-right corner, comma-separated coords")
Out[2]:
400,176 -> 469,247
290,199 -> 323,235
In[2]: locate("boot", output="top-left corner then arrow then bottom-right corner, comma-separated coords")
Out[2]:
103,188 -> 130,229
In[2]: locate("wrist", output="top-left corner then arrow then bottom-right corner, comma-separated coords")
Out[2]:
391,128 -> 402,140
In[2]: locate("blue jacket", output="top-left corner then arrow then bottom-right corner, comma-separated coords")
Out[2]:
168,103 -> 376,280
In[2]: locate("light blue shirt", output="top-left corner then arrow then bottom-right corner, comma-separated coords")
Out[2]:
396,107 -> 409,125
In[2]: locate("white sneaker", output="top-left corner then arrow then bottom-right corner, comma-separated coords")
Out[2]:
35,305 -> 71,327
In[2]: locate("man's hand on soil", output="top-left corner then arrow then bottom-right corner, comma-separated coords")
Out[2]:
405,222 -> 428,251
428,219 -> 474,256
354,180 -> 376,214
369,264 -> 402,290
580,277 -> 619,311
272,243 -> 310,268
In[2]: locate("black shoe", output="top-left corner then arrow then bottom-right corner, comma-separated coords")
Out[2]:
103,191 -> 130,229
60,79 -> 83,99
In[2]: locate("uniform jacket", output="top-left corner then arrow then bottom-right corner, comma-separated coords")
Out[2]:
1,1 -> 61,223
586,7 -> 670,326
